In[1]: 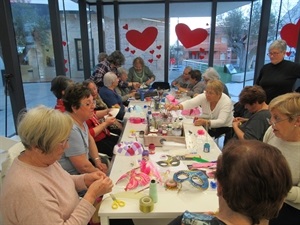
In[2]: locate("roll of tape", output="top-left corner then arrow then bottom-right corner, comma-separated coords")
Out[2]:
139,196 -> 154,213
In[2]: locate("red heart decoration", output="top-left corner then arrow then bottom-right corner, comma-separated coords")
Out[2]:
125,47 -> 130,52
130,50 -> 136,54
123,24 -> 128,30
156,54 -> 161,59
148,59 -> 153,63
64,67 -> 68,72
126,27 -> 158,51
175,23 -> 208,48
62,41 -> 67,46
199,55 -> 204,59
199,48 -> 205,52
156,45 -> 162,50
286,51 -> 292,56
192,51 -> 196,56
280,19 -> 300,48
149,50 -> 154,54
64,59 -> 68,64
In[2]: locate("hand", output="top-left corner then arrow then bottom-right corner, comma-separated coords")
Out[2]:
193,118 -> 207,126
95,160 -> 108,174
84,171 -> 107,187
133,82 -> 140,89
165,104 -> 177,111
105,116 -> 116,126
128,91 -> 136,97
84,176 -> 114,203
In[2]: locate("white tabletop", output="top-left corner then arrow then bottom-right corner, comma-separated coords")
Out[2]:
98,100 -> 221,225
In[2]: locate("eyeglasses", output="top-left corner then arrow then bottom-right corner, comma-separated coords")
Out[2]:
80,100 -> 96,107
59,139 -> 69,148
266,117 -> 289,127
267,52 -> 281,56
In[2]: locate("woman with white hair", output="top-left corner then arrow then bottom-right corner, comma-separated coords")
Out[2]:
99,72 -> 125,120
203,67 -> 230,97
256,39 -> 300,104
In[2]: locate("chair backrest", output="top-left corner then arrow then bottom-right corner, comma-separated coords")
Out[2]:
151,81 -> 170,90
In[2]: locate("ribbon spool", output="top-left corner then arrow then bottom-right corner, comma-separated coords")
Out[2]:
139,196 -> 154,213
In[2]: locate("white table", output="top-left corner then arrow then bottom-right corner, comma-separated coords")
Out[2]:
99,101 -> 221,225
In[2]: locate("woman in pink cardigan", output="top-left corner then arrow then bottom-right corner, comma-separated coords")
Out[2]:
0,106 -> 113,225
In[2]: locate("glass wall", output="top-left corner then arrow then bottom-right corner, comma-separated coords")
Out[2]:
118,3 -> 165,81
169,2 -> 212,84
0,43 -> 15,137
103,5 -> 116,55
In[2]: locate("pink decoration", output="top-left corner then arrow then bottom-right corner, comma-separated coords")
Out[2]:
175,23 -> 208,48
148,59 -> 153,63
197,129 -> 205,135
149,50 -> 154,54
156,45 -> 162,50
125,47 -> 130,51
123,24 -> 128,30
130,50 -> 136,54
116,168 -> 150,191
156,54 -> 161,59
166,94 -> 179,105
280,19 -> 300,48
126,27 -> 158,51
181,107 -> 201,116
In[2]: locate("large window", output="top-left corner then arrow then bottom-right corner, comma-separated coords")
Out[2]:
119,3 -> 165,81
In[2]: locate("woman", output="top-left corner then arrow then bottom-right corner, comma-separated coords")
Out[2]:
168,139 -> 292,225
263,92 -> 300,225
0,106 -> 113,225
232,85 -> 270,140
90,50 -> 125,88
50,75 -> 73,112
99,72 -> 125,120
128,57 -> 155,86
186,69 -> 205,97
83,79 -> 123,136
256,39 -> 300,104
115,67 -> 138,105
168,80 -> 233,145
202,67 -> 230,97
60,83 -> 108,175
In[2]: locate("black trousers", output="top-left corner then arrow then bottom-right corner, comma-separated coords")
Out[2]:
269,203 -> 300,225
208,127 -> 233,146
96,135 -> 119,158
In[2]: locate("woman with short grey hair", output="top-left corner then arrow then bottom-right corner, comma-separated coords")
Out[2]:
202,67 -> 230,96
256,39 -> 300,104
100,72 -> 125,120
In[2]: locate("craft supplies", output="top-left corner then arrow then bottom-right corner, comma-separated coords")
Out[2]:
110,194 -> 125,209
139,196 -> 154,213
149,179 -> 158,203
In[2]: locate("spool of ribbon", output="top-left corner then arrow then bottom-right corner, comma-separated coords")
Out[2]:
139,196 -> 154,213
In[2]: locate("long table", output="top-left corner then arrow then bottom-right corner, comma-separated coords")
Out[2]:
98,100 -> 221,225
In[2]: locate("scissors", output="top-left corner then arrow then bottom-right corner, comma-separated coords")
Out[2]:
110,194 -> 125,209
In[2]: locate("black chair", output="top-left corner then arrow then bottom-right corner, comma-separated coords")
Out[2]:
151,81 -> 170,90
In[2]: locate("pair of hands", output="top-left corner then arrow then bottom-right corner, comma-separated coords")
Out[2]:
232,117 -> 248,128
83,171 -> 113,204
145,77 -> 154,86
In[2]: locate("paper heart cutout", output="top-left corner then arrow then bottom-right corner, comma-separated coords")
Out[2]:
156,54 -> 161,59
175,23 -> 208,48
280,19 -> 300,48
148,59 -> 153,63
126,27 -> 158,51
149,50 -> 154,54
123,24 -> 128,30
62,41 -> 67,46
130,50 -> 136,54
156,45 -> 162,50
64,67 -> 68,72
64,59 -> 68,64
200,48 -> 205,52
199,55 -> 205,59
125,47 -> 130,51
286,51 -> 292,56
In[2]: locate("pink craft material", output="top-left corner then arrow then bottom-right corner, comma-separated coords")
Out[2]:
166,94 -> 179,105
116,168 -> 150,191
140,160 -> 162,184
197,129 -> 205,135
181,107 -> 201,116
129,117 -> 145,124
192,162 -> 217,168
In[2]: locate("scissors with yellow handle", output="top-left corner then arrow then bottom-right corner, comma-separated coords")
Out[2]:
110,194 -> 125,209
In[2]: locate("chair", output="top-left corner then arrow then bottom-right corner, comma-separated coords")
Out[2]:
151,81 -> 170,90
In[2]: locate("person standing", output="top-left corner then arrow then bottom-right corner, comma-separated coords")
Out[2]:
263,92 -> 300,225
90,50 -> 125,88
256,39 -> 300,104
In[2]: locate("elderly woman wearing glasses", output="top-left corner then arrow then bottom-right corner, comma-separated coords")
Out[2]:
59,83 -> 108,176
263,92 -> 300,225
0,106 -> 113,225
256,40 -> 300,104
